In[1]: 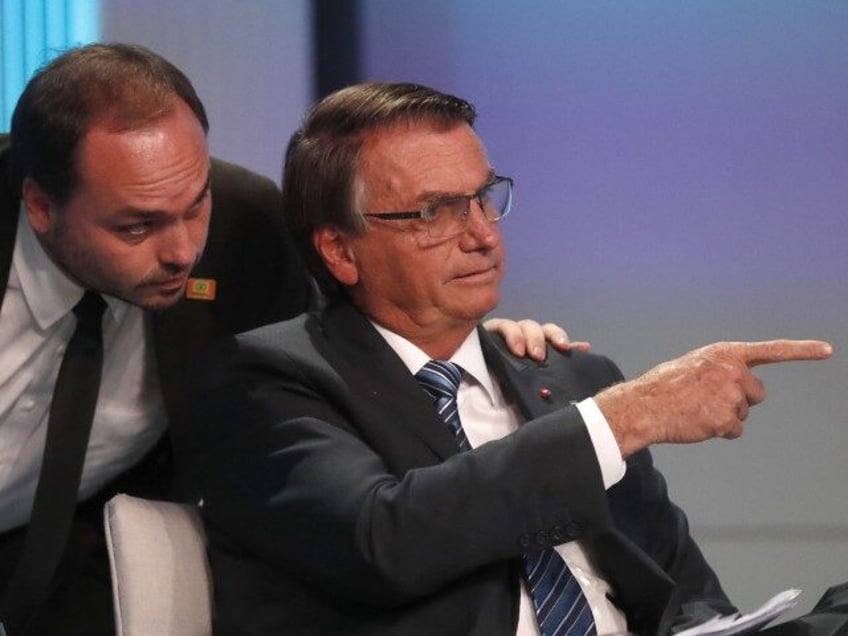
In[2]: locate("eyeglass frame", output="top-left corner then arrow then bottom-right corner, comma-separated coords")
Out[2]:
362,175 -> 513,238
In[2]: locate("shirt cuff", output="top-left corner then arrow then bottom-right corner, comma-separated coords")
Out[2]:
575,398 -> 626,489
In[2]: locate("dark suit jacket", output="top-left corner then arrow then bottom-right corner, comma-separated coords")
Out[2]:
180,298 -> 736,636
0,133 -> 310,632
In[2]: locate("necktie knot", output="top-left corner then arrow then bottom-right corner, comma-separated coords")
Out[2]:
415,360 -> 469,452
415,359 -> 462,401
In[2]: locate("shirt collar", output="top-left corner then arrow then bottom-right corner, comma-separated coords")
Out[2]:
370,321 -> 499,404
13,205 -> 124,329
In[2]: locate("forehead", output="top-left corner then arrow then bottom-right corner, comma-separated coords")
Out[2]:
73,101 -> 208,203
358,122 -> 491,205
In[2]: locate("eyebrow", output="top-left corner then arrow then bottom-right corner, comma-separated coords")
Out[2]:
191,174 -> 213,207
413,168 -> 497,203
113,174 -> 211,218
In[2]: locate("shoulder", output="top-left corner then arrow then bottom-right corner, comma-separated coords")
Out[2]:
549,347 -> 623,380
209,156 -> 280,199
234,312 -> 326,368
481,327 -> 624,384
191,312 -> 347,419
207,157 -> 283,229
238,312 -> 312,348
205,158 -> 286,250
186,314 -> 316,400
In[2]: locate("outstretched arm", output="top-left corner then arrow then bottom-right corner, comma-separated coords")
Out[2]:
595,339 -> 832,457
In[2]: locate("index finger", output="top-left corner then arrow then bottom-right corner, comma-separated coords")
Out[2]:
730,340 -> 833,366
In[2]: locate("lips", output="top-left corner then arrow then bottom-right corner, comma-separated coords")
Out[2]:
453,262 -> 499,281
153,275 -> 189,292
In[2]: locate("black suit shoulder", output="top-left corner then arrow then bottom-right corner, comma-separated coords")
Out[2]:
480,328 -> 625,419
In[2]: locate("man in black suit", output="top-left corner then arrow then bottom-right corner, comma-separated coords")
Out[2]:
183,82 -> 835,635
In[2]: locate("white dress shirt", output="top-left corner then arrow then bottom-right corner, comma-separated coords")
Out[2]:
0,208 -> 166,532
372,323 -> 629,635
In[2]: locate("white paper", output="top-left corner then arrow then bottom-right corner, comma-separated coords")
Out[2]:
676,588 -> 801,636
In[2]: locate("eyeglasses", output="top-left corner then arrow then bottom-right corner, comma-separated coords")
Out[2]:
364,175 -> 513,239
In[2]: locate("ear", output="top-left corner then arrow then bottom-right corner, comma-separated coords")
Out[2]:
21,178 -> 56,235
312,226 -> 360,286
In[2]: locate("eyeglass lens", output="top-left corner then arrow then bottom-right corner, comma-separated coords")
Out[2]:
427,179 -> 511,237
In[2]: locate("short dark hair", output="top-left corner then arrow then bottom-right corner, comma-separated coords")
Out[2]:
283,82 -> 476,295
10,42 -> 209,203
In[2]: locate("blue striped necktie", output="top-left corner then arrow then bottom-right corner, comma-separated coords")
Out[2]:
415,359 -> 596,636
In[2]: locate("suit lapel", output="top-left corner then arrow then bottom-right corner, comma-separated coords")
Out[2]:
316,299 -> 460,464
479,327 -> 583,421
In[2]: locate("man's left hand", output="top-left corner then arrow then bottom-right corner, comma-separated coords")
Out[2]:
483,318 -> 591,361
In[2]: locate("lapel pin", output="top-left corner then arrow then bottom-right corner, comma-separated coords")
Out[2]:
539,387 -> 552,399
186,278 -> 217,301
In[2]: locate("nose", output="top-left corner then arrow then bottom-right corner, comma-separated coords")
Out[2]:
158,221 -> 200,269
460,198 -> 500,249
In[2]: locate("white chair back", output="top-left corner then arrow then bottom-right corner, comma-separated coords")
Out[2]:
103,494 -> 212,636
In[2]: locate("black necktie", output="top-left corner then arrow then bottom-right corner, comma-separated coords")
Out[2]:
415,360 -> 596,636
0,291 -> 107,633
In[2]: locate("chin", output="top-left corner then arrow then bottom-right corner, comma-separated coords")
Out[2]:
127,290 -> 185,311
153,293 -> 186,310
461,296 -> 499,322
480,289 -> 501,312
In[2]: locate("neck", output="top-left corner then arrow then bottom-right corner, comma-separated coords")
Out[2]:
348,290 -> 484,360
364,311 -> 476,360
408,328 -> 474,360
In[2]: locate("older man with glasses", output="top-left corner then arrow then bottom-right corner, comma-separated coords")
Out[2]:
178,82 -> 837,636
